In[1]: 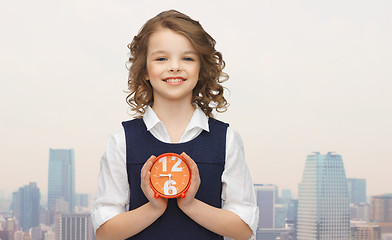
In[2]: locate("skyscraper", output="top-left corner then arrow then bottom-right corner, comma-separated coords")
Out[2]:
274,204 -> 287,228
369,194 -> 392,222
55,213 -> 93,240
350,221 -> 381,240
254,184 -> 275,229
347,178 -> 367,205
281,189 -> 292,200
48,148 -> 75,222
11,182 -> 41,232
350,202 -> 370,221
75,193 -> 89,208
297,152 -> 350,240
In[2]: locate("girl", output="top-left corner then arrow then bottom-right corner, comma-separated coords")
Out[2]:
91,10 -> 258,240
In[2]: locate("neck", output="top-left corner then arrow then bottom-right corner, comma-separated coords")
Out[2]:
152,99 -> 195,143
152,98 -> 195,124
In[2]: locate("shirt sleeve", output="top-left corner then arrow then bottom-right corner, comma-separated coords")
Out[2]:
90,127 -> 129,233
221,127 -> 259,239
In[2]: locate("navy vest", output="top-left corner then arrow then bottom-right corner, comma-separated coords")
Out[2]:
122,118 -> 228,240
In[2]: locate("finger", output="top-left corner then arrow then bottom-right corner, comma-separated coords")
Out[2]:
181,152 -> 195,166
141,155 -> 156,187
181,153 -> 200,189
143,171 -> 152,194
141,155 -> 156,173
141,161 -> 156,200
142,167 -> 151,183
181,152 -> 199,175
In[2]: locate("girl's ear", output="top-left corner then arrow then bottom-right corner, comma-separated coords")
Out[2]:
143,67 -> 150,81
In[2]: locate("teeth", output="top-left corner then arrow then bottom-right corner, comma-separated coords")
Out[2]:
165,79 -> 184,83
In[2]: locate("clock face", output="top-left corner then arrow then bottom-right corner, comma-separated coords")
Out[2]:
150,153 -> 191,198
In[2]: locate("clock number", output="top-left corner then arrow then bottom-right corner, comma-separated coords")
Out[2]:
159,157 -> 167,172
171,158 -> 183,172
164,180 -> 177,195
159,156 -> 183,172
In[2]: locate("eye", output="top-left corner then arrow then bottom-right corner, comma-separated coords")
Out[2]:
155,57 -> 167,61
183,57 -> 194,61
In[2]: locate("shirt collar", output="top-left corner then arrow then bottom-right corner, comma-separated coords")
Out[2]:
143,106 -> 210,132
143,106 -> 162,131
186,108 -> 210,133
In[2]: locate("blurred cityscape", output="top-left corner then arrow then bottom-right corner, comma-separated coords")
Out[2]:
0,150 -> 391,240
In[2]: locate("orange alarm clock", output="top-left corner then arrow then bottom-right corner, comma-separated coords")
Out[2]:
150,153 -> 191,198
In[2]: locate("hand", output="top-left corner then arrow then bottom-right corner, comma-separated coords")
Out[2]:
177,152 -> 201,211
141,155 -> 168,213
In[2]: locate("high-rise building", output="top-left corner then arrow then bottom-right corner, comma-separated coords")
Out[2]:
350,202 -> 370,221
281,189 -> 292,200
383,233 -> 392,240
350,221 -> 381,240
297,152 -> 350,240
370,194 -> 392,222
255,184 -> 275,229
0,217 -> 18,240
30,226 -> 43,240
347,178 -> 367,205
274,204 -> 287,228
5,217 -> 18,232
14,231 -> 30,240
0,231 -> 9,240
54,213 -> 93,240
75,194 -> 89,208
48,148 -> 75,223
256,229 -> 291,240
286,198 -> 298,221
11,182 -> 41,232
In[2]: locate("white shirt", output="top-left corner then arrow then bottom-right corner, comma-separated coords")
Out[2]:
91,107 -> 259,238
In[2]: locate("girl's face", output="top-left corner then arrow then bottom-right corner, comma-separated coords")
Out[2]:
145,28 -> 200,105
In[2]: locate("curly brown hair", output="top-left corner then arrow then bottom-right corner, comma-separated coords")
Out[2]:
126,10 -> 229,117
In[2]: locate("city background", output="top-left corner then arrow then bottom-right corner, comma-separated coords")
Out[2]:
0,0 -> 391,239
1,150 -> 392,239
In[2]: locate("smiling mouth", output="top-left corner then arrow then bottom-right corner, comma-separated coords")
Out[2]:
163,77 -> 186,83
164,79 -> 184,83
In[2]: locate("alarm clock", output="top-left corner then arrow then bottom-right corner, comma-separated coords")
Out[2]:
150,153 -> 191,198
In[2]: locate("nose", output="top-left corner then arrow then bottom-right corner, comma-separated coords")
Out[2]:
169,60 -> 181,72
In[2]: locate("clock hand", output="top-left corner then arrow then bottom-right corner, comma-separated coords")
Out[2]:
158,173 -> 172,180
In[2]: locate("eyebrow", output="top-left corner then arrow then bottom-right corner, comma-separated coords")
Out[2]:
150,50 -> 198,55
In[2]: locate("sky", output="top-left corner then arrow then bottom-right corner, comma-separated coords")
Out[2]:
0,0 -> 391,199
